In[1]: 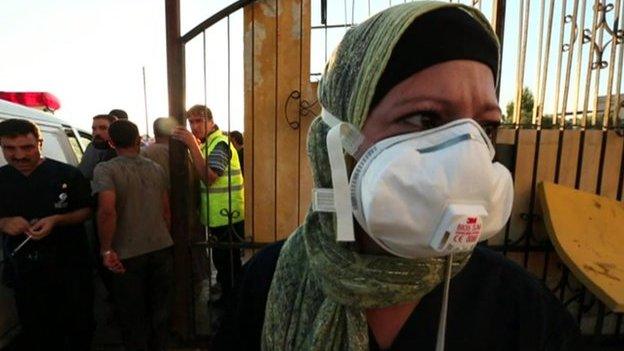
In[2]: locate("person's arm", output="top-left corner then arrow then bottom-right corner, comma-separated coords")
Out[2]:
97,190 -> 116,253
29,167 -> 93,239
92,163 -> 125,273
0,217 -> 30,236
28,208 -> 92,240
97,190 -> 124,273
188,142 -> 220,185
172,127 -> 220,185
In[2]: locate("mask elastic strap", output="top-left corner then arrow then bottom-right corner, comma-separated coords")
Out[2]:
435,253 -> 454,351
316,108 -> 363,242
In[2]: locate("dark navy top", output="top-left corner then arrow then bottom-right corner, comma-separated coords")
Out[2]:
1,159 -> 92,283
214,242 -> 581,350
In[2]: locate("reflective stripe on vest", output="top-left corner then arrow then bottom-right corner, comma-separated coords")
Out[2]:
199,129 -> 244,227
201,184 -> 244,194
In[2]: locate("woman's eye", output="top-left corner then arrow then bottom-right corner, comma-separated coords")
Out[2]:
403,111 -> 441,129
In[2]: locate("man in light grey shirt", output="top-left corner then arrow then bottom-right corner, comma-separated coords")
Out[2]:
93,120 -> 173,351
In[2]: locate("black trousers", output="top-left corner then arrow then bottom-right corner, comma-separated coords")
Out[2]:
12,262 -> 94,351
211,221 -> 244,299
111,247 -> 174,351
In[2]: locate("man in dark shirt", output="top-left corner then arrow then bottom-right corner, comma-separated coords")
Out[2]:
78,114 -> 117,180
78,113 -> 118,297
226,130 -> 244,173
0,119 -> 94,350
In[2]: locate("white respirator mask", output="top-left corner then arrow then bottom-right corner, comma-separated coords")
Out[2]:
313,108 -> 514,259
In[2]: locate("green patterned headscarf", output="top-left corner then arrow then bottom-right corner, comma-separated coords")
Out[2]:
262,2 -> 499,350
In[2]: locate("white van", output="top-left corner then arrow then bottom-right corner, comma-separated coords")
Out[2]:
0,99 -> 91,349
0,99 -> 90,166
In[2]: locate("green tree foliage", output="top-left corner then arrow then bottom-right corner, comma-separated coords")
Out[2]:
505,88 -> 535,125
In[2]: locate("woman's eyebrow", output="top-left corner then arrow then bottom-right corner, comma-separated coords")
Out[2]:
395,95 -> 447,110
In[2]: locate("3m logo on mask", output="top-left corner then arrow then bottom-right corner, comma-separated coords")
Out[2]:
450,216 -> 482,249
430,204 -> 489,254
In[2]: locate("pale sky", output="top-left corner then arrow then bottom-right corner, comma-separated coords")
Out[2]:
0,0 -> 244,135
1,0 -> 621,136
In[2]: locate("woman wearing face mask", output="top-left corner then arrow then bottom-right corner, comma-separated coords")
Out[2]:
214,2 -> 581,350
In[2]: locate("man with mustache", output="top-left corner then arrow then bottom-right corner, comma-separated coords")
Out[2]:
0,118 -> 94,350
78,114 -> 118,299
78,114 -> 117,180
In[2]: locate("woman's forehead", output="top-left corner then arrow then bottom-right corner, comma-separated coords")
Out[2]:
382,61 -> 496,106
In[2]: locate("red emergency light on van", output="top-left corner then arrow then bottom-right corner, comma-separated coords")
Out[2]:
0,92 -> 61,112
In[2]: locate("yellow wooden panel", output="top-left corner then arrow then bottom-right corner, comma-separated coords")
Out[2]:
252,0 -> 278,243
508,130 -> 537,242
539,181 -> 624,312
496,127 -> 516,145
558,130 -> 581,187
599,131 -> 624,199
578,130 -> 603,193
244,6 -> 254,240
488,127 -> 516,246
275,0 -> 303,240
533,130 -> 560,242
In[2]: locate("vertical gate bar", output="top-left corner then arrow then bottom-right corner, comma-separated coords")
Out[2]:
554,0 -> 571,127
523,128 -> 542,268
573,0 -> 589,125
165,0 -> 194,339
514,0 -> 531,126
614,0 -> 624,129
559,266 -> 569,301
492,0 -> 507,99
604,0 -> 622,127
560,0 -> 581,128
502,127 -> 520,256
541,248 -> 550,283
591,0 -> 608,128
577,286 -> 587,324
227,13 -> 237,299
201,29 -> 210,338
582,0 -> 600,128
594,301 -> 606,336
618,133 -> 624,200
533,0 -> 547,126
537,0 -> 557,127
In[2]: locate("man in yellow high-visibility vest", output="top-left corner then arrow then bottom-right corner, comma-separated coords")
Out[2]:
173,105 -> 244,305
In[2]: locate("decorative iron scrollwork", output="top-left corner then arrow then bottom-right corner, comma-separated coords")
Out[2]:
284,90 -> 319,130
582,1 -> 621,70
562,15 -> 577,52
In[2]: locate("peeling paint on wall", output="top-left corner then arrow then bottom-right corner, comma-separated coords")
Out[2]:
290,1 -> 301,38
260,0 -> 277,17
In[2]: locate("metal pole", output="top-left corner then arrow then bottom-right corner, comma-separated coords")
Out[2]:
142,66 -> 149,138
165,0 -> 194,340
